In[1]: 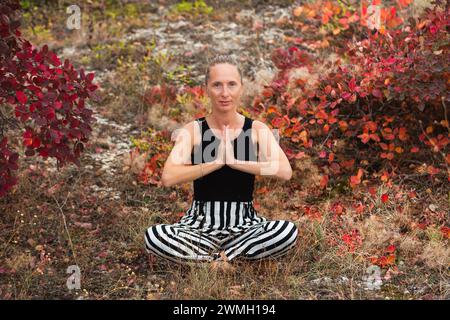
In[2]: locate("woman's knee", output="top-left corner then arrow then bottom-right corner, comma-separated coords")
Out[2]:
144,224 -> 165,252
266,220 -> 298,246
266,219 -> 298,232
286,220 -> 298,236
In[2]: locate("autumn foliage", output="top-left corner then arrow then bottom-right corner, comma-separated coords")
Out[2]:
0,0 -> 98,197
253,0 -> 449,190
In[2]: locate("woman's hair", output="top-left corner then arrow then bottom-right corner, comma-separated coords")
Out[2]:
204,54 -> 243,86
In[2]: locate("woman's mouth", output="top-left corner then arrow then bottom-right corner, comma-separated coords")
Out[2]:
219,101 -> 231,106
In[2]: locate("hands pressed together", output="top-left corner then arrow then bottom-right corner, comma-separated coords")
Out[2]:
214,125 -> 236,167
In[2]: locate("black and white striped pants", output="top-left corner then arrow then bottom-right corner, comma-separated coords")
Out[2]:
144,200 -> 298,264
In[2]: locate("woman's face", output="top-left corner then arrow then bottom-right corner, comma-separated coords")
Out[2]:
206,63 -> 243,112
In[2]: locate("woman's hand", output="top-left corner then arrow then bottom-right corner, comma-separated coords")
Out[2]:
212,125 -> 235,167
223,125 -> 236,166
213,130 -> 226,167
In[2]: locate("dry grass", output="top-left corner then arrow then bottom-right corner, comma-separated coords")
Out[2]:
1,154 -> 448,300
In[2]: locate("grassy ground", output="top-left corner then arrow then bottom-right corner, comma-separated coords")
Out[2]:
1,157 -> 448,299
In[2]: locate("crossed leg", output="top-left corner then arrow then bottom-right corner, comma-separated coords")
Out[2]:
221,220 -> 298,261
144,224 -> 221,264
144,220 -> 299,264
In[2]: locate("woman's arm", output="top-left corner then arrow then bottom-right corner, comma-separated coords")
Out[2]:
227,120 -> 293,180
161,121 -> 224,187
162,162 -> 223,187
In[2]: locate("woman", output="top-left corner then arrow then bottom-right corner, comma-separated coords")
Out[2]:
144,55 -> 298,270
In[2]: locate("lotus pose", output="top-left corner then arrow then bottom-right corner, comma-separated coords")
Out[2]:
144,54 -> 298,270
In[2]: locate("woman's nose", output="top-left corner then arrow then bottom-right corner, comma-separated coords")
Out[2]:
220,86 -> 230,97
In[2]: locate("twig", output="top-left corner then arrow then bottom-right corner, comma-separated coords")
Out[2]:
319,128 -> 335,148
52,194 -> 78,266
48,167 -> 89,267
0,213 -> 20,259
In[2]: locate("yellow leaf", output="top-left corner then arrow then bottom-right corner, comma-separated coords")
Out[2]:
293,6 -> 304,17
385,254 -> 396,265
299,130 -> 308,143
320,39 -> 330,48
267,106 -> 279,115
395,146 -> 404,154
333,28 -> 341,35
307,9 -> 316,18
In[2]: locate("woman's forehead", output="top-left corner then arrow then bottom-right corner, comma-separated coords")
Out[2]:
209,63 -> 240,81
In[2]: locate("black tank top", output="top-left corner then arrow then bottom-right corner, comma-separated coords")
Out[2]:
191,116 -> 258,201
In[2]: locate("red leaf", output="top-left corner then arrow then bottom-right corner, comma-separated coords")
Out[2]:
372,88 -> 382,98
32,137 -> 41,148
348,78 -> 357,92
368,187 -> 377,196
386,244 -> 396,253
23,130 -> 32,139
320,175 -> 329,189
46,109 -> 55,120
39,149 -> 49,157
350,168 -> 363,188
54,101 -> 62,110
342,92 -> 352,100
369,133 -> 380,142
16,91 -> 27,104
398,0 -> 413,7
357,133 -> 370,144
441,226 -> 450,239
0,137 -> 7,148
48,52 -> 61,66
23,137 -> 33,146
23,130 -> 33,146
87,72 -> 95,82
271,117 -> 285,128
427,165 -> 440,175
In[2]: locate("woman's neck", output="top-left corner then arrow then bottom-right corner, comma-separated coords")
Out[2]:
208,111 -> 243,129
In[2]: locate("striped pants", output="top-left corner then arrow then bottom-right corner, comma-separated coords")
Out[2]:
144,200 -> 298,264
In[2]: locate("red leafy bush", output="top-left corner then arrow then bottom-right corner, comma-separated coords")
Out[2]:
0,0 -> 98,197
254,2 -> 449,189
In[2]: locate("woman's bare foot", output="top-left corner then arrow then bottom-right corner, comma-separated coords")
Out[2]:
210,251 -> 236,273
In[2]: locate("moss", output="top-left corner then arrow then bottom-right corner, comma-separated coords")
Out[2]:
170,0 -> 214,17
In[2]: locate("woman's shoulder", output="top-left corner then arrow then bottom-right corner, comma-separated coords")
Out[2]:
180,117 -> 205,130
171,119 -> 202,148
249,119 -> 273,144
189,118 -> 203,146
250,118 -> 269,131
